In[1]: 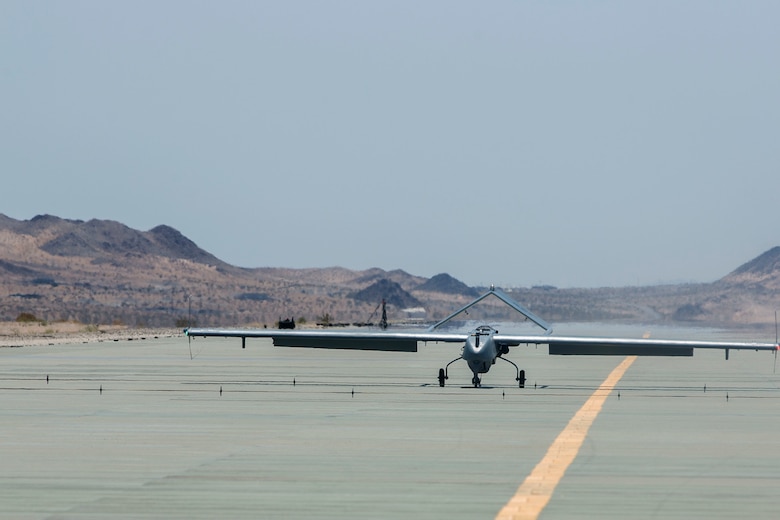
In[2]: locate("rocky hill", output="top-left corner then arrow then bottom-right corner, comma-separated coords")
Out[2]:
417,273 -> 480,298
351,279 -> 422,309
0,215 -> 462,327
1,214 -> 778,329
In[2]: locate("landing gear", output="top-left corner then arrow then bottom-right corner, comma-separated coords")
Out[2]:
499,356 -> 526,388
439,356 -> 526,388
438,356 -> 462,387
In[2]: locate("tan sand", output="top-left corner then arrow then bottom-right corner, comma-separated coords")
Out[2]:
0,320 -> 182,347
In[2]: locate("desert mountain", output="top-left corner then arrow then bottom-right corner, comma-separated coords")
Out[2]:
2,214 -> 224,265
416,273 -> 480,298
0,214 -> 457,327
1,214 -> 779,329
351,279 -> 422,309
720,247 -> 780,287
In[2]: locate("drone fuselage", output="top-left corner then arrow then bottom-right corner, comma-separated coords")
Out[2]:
463,326 -> 501,376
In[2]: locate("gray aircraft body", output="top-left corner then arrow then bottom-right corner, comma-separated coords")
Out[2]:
186,287 -> 779,387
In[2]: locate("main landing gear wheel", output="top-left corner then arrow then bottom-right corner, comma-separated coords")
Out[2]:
440,356 -> 461,388
498,355 -> 525,388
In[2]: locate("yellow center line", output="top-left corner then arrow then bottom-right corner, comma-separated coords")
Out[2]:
495,356 -> 637,520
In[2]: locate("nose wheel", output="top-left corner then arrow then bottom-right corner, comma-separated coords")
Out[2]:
472,374 -> 482,388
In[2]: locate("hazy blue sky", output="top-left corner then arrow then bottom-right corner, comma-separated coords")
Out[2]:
3,1 -> 778,288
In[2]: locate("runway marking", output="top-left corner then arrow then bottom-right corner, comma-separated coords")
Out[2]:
495,356 -> 637,520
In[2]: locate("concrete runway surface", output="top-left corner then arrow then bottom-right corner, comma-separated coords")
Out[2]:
1,332 -> 778,519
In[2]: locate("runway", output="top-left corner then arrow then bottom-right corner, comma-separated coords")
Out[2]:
1,332 -> 778,519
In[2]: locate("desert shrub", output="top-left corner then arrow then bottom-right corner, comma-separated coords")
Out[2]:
175,318 -> 197,328
16,312 -> 39,323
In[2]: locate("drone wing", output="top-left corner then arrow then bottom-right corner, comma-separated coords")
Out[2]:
493,334 -> 779,358
185,328 -> 467,352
